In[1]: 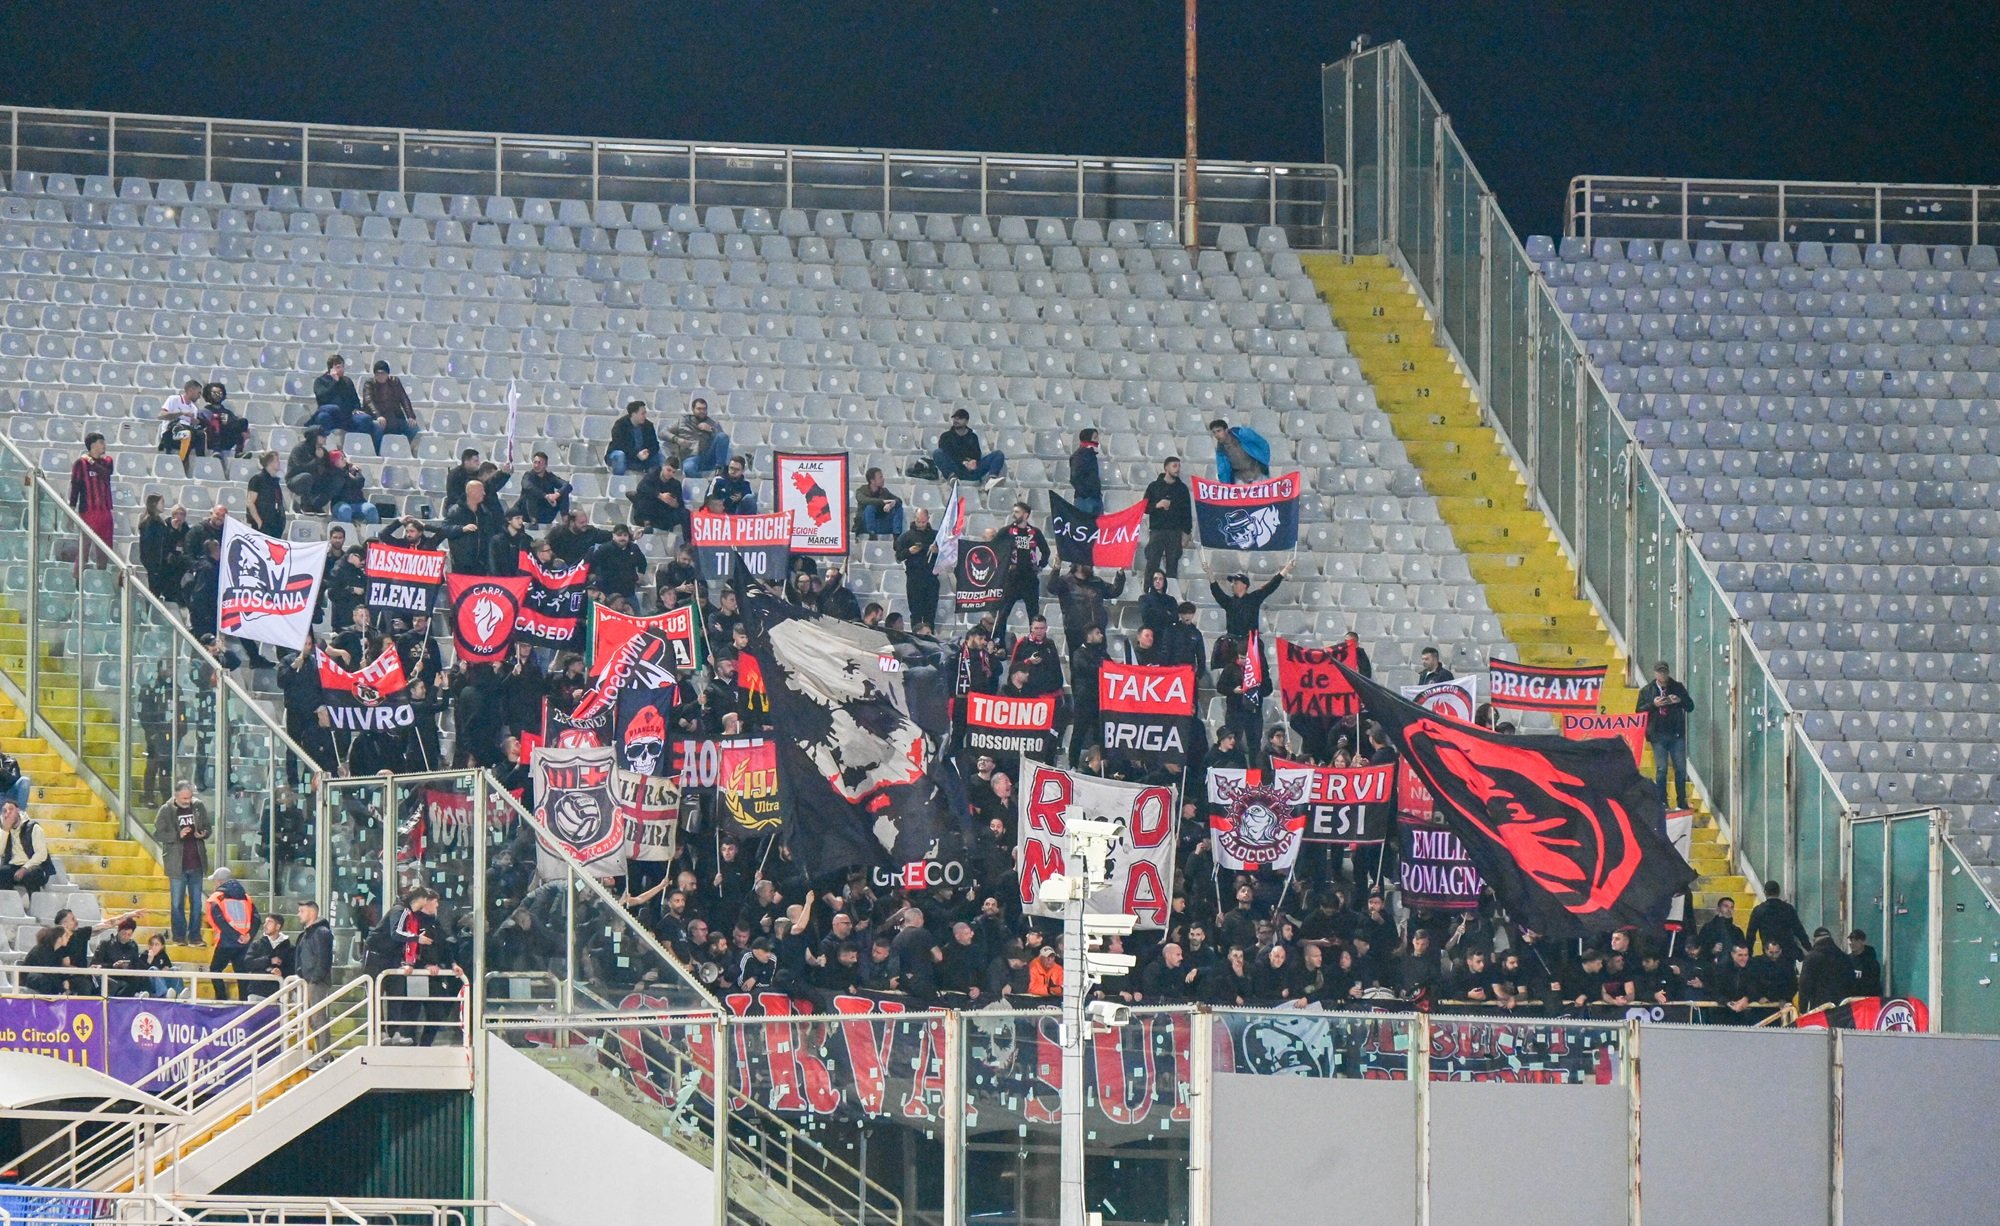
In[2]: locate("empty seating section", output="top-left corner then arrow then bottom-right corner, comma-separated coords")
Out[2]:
1532,233 -> 2000,856
0,170 -> 1514,678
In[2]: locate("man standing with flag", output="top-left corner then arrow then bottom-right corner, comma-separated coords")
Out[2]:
897,506 -> 940,631
1142,457 -> 1193,580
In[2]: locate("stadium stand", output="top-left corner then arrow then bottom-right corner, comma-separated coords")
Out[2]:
1531,232 -> 2000,866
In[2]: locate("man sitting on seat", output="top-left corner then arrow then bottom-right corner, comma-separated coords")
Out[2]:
308,355 -> 370,442
0,800 -> 51,896
933,409 -> 1006,491
668,395 -> 732,478
514,451 -> 573,526
360,360 -> 422,454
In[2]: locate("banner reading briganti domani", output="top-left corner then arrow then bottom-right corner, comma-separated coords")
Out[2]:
960,691 -> 1060,761
1017,765 -> 1176,929
1398,819 -> 1485,910
1488,659 -> 1607,712
1273,757 -> 1396,844
1561,711 -> 1648,767
691,510 -> 793,582
364,541 -> 446,618
1192,472 -> 1301,551
1099,661 -> 1196,765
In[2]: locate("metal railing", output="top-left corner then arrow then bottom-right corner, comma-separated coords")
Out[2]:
0,1192 -> 534,1225
1322,41 -> 2000,1032
1566,175 -> 2000,246
0,105 -> 1345,252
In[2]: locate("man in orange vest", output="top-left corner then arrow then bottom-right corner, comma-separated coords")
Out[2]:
205,867 -> 261,1000
1027,944 -> 1066,997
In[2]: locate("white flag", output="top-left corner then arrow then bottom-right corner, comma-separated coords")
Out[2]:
1016,764 -> 1177,930
502,378 -> 520,466
1398,676 -> 1480,724
216,518 -> 326,651
933,480 -> 965,577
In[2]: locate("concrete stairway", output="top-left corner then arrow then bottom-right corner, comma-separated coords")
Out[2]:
1302,252 -> 1754,918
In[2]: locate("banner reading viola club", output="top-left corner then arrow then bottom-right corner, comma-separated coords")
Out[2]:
774,451 -> 849,555
591,603 -> 702,674
959,691 -> 1060,761
953,537 -> 1005,609
364,541 -> 447,618
1047,493 -> 1146,569
1192,471 -> 1302,551
446,574 -> 527,664
691,510 -> 793,582
0,996 -> 264,1091
1488,658 -> 1607,712
518,551 -> 590,648
1099,661 -> 1196,764
1561,711 -> 1648,767
1017,765 -> 1177,929
1272,756 -> 1396,844
1276,637 -> 1362,718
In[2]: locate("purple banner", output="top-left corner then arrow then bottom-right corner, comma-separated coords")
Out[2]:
0,996 -> 108,1069
106,997 -> 261,1092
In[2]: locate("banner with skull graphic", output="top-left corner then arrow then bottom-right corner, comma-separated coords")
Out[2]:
217,518 -> 326,650
1191,472 -> 1301,552
952,537 -> 1005,609
530,743 -> 625,880
1206,767 -> 1310,872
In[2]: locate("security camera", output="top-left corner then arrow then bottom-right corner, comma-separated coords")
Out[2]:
1067,817 -> 1127,844
1036,873 -> 1074,906
1086,1001 -> 1131,1029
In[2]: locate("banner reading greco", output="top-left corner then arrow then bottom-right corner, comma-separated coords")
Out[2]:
691,510 -> 793,582
960,691 -> 1060,760
1098,661 -> 1196,764
217,518 -> 326,650
774,451 -> 850,555
364,541 -> 447,618
1488,659 -> 1608,712
1017,765 -> 1176,929
1191,471 -> 1302,551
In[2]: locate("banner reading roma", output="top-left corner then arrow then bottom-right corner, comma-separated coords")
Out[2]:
1017,765 -> 1176,929
1047,493 -> 1146,570
1099,661 -> 1196,764
364,541 -> 447,618
691,510 -> 793,582
1488,659 -> 1608,712
960,691 -> 1060,761
1561,711 -> 1648,767
1272,757 -> 1396,844
1192,471 -> 1302,551
530,743 -> 624,879
518,552 -> 590,649
217,519 -> 326,651
1276,637 -> 1361,719
774,451 -> 850,555
446,574 -> 527,665
952,537 -> 1005,609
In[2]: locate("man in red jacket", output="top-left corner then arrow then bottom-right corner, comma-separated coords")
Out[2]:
68,433 -> 115,568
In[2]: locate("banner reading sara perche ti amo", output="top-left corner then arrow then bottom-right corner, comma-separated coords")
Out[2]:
1098,660 -> 1197,764
1047,493 -> 1146,570
364,540 -> 447,617
1487,658 -> 1607,712
691,509 -> 793,582
1015,764 -> 1176,930
217,518 -> 326,651
1191,471 -> 1301,551
774,451 -> 849,555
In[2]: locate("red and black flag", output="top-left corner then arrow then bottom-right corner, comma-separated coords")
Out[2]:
1338,664 -> 1695,937
446,574 -> 528,665
1099,661 -> 1197,766
316,649 -> 416,732
1192,472 -> 1302,551
517,551 -> 590,648
364,541 -> 447,619
1047,493 -> 1146,570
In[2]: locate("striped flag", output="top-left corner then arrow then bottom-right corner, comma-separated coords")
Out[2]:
502,378 -> 520,465
933,480 -> 965,577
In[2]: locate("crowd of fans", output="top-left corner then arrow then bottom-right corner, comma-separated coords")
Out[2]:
11,360 -> 1885,1027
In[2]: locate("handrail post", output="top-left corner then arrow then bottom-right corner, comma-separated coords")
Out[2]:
711,1016 -> 730,1226
940,1010 -> 965,1226
470,775 -> 491,1198
117,564 -> 131,823
25,478 -> 38,728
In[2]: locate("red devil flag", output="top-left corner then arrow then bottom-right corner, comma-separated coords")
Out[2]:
447,574 -> 528,665
1337,663 -> 1695,936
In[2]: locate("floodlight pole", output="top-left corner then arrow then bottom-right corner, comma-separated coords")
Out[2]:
1183,0 -> 1199,249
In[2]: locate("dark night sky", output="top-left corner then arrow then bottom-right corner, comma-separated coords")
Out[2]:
2,2 -> 1997,239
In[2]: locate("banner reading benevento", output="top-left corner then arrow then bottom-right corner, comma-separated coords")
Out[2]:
1047,493 -> 1146,570
1192,471 -> 1301,551
364,541 -> 446,618
1488,659 -> 1607,712
1206,768 -> 1309,872
1561,712 -> 1648,767
316,649 -> 416,732
531,743 -> 625,879
959,691 -> 1060,761
1272,756 -> 1395,844
1276,637 -> 1361,719
518,551 -> 590,649
217,518 -> 326,650
953,537 -> 1005,609
1099,661 -> 1196,764
446,574 -> 527,665
691,510 -> 793,582
774,451 -> 849,555
1016,764 -> 1176,929
676,737 -> 784,839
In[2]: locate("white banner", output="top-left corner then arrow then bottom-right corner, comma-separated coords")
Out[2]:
1398,675 -> 1480,723
530,744 -> 626,881
1206,768 -> 1309,873
217,518 -> 326,651
1666,810 -> 1693,925
1016,765 -> 1177,930
773,451 -> 850,555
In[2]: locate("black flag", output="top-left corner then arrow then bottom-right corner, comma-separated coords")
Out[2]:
1337,663 -> 1695,937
